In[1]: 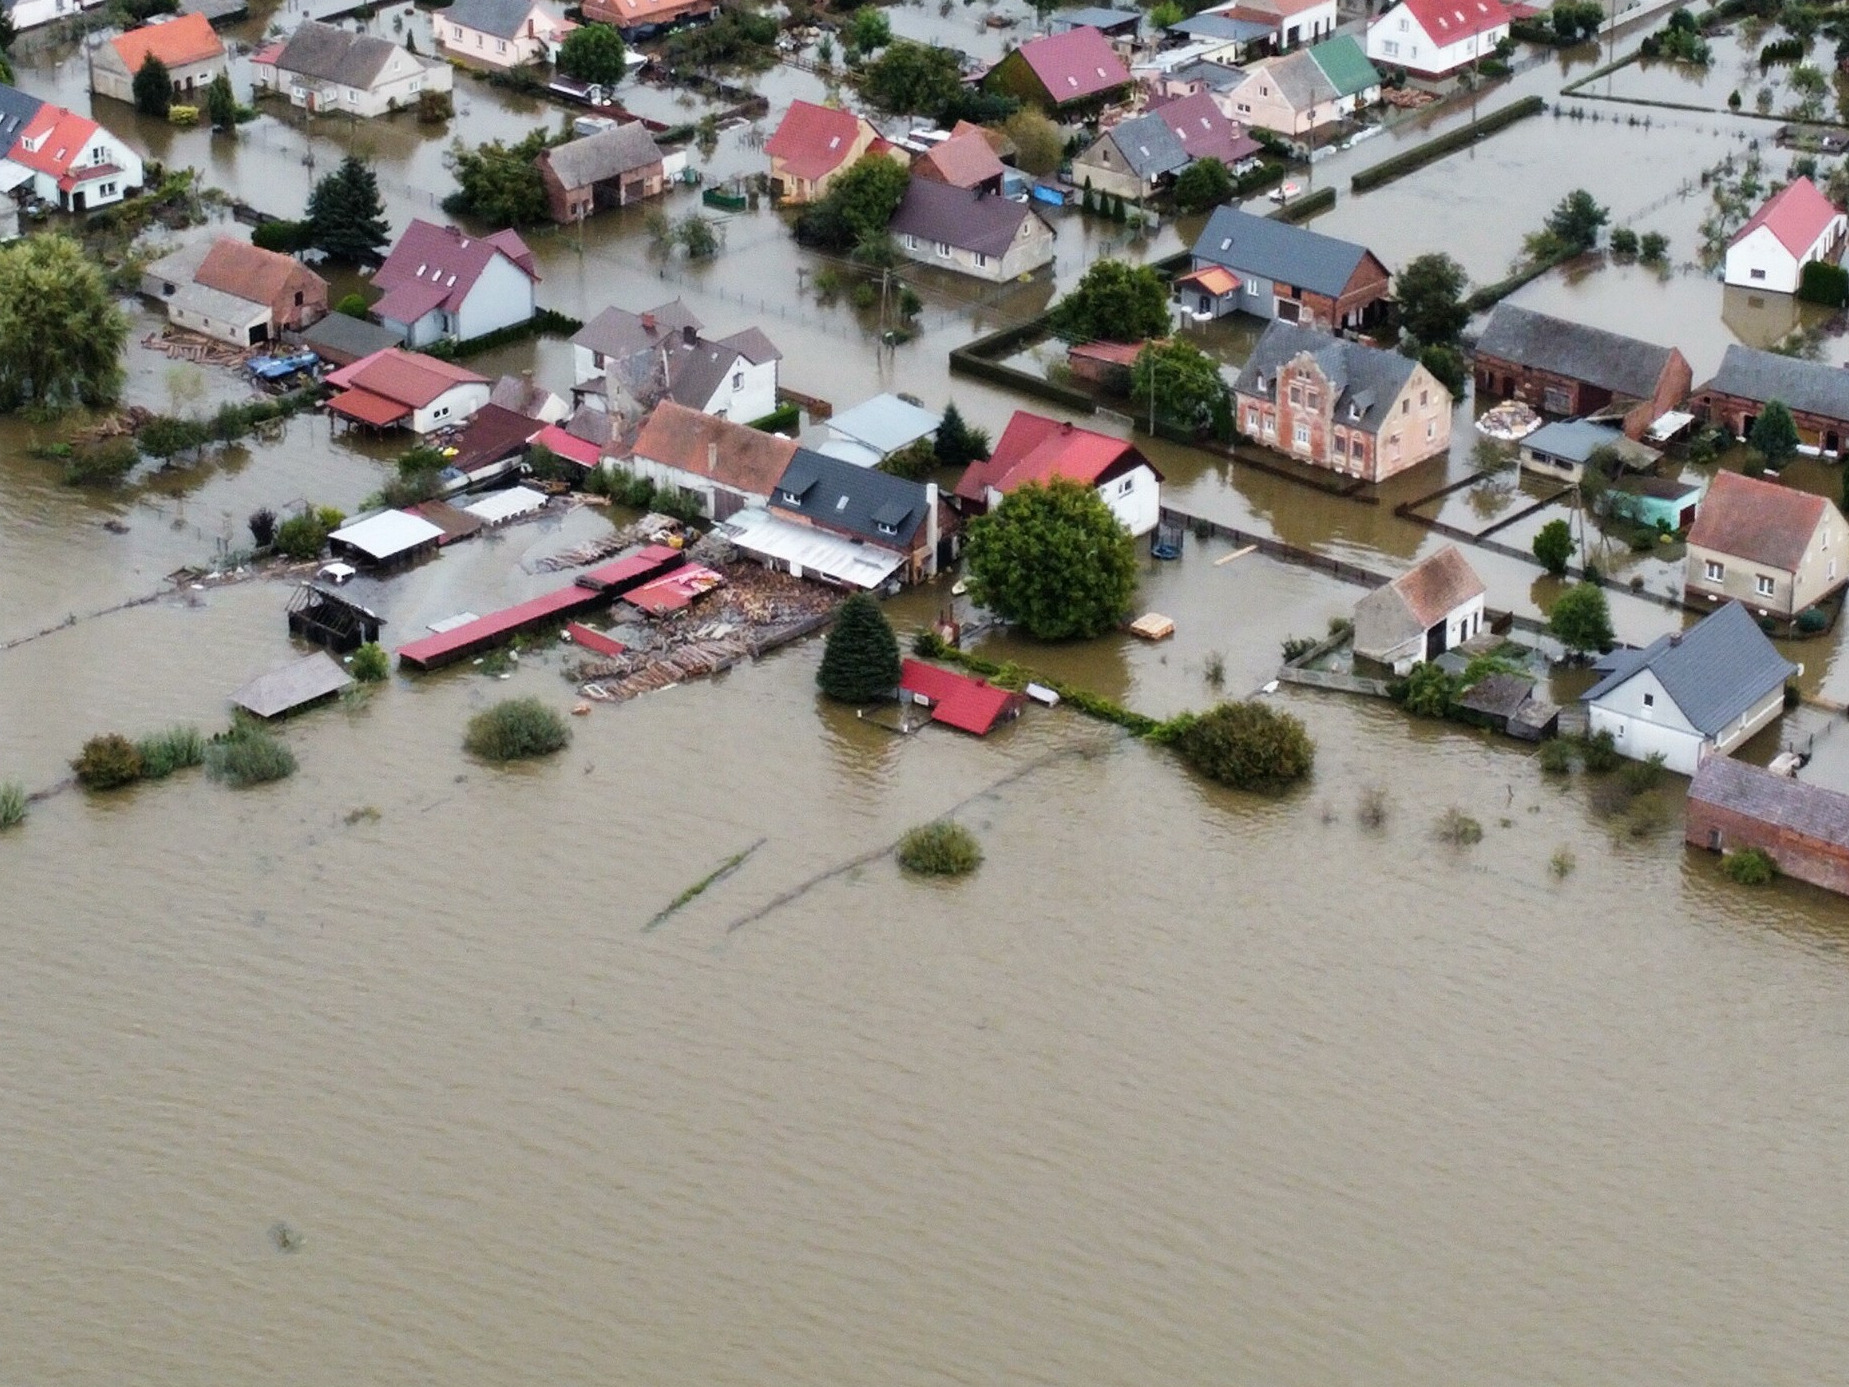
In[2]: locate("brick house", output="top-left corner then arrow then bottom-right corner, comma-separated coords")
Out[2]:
1690,343 -> 1849,456
1684,469 -> 1849,620
1687,757 -> 1849,899
1233,319 -> 1451,479
1472,304 -> 1692,440
143,235 -> 329,345
537,122 -> 666,222
1175,204 -> 1389,329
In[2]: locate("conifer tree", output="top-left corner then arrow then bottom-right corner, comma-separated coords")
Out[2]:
817,594 -> 902,702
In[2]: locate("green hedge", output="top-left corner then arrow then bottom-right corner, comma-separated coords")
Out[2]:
912,632 -> 1162,736
1270,186 -> 1335,223
1351,95 -> 1545,192
748,401 -> 801,433
425,307 -> 584,360
1799,260 -> 1849,307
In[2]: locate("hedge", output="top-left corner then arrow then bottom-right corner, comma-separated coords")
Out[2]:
1350,95 -> 1545,192
748,401 -> 801,433
425,307 -> 584,360
1270,185 -> 1334,223
912,632 -> 1162,736
1798,260 -> 1849,307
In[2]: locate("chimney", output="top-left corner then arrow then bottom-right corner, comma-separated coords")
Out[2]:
641,312 -> 656,331
707,441 -> 718,474
1060,421 -> 1073,434
924,481 -> 940,578
1669,633 -> 1682,646
683,323 -> 698,346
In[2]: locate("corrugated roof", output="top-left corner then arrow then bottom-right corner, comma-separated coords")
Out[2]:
540,121 -> 663,188
1700,343 -> 1849,422
231,651 -> 352,719
328,509 -> 445,560
110,13 -> 224,70
765,100 -> 867,182
1582,601 -> 1796,736
900,658 -> 1022,735
1012,26 -> 1132,103
718,507 -> 907,589
1168,12 -> 1273,41
773,447 -> 930,547
1689,755 -> 1849,849
328,387 -> 411,426
1685,469 -> 1830,572
1191,205 -> 1371,299
825,394 -> 941,455
1053,7 -> 1141,31
1476,305 -> 1677,401
890,178 -> 1048,258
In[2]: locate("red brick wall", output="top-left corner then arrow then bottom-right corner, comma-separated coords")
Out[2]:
1692,389 -> 1849,449
1686,798 -> 1849,897
1472,357 -> 1610,418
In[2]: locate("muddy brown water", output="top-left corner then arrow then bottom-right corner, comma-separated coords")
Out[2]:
7,9 -> 1849,1378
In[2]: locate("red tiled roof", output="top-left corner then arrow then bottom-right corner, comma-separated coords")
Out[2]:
1391,544 -> 1485,629
1013,27 -> 1131,104
900,658 -> 1022,736
1686,469 -> 1829,572
766,100 -> 867,182
630,399 -> 798,497
9,105 -> 102,179
372,219 -> 539,318
58,162 -> 122,191
329,387 -> 412,427
369,277 -> 451,327
194,236 -> 321,307
915,129 -> 1004,188
326,348 -> 487,408
251,39 -> 285,65
1152,90 -> 1262,170
956,409 -> 1155,500
111,13 -> 225,71
1730,176 -> 1844,256
1390,0 -> 1510,44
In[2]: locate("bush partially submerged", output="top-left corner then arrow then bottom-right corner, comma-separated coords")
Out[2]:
896,820 -> 982,876
1436,807 -> 1483,845
1538,738 -> 1576,775
1170,700 -> 1315,792
350,642 -> 390,683
205,721 -> 298,787
72,733 -> 143,789
0,781 -> 25,830
1723,845 -> 1777,885
1580,729 -> 1621,772
136,725 -> 205,779
464,697 -> 571,761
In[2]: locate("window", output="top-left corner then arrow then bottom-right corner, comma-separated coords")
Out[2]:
294,291 -> 304,306
1749,267 -> 1766,281
1756,574 -> 1776,596
1425,420 -> 1436,440
1304,392 -> 1320,411
1401,399 -> 1410,414
974,252 -> 987,268
433,405 -> 449,420
452,24 -> 462,38
1419,390 -> 1428,406
1381,40 -> 1398,55
778,489 -> 801,505
1288,384 -> 1303,405
1705,560 -> 1724,582
903,234 -> 917,250
1245,277 -> 1260,294
1293,421 -> 1309,447
876,521 -> 897,535
935,241 -> 951,258
496,38 -> 507,51
1117,477 -> 1134,495
592,351 -> 605,369
1643,692 -> 1655,708
1245,407 -> 1260,432
836,495 -> 850,511
731,372 -> 743,390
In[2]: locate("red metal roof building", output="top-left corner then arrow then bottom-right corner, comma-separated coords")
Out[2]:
900,659 -> 1025,736
622,563 -> 725,615
326,348 -> 490,433
1724,176 -> 1849,293
955,410 -> 1164,536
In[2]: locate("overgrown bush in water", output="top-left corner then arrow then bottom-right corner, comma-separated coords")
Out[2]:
1580,728 -> 1621,772
1617,751 -> 1666,797
1550,846 -> 1576,877
1620,789 -> 1672,837
72,733 -> 143,789
1723,846 -> 1777,885
1356,785 -> 1389,828
136,725 -> 205,779
0,781 -> 25,830
1538,738 -> 1576,774
61,436 -> 140,486
1435,807 -> 1483,845
206,721 -> 298,787
350,642 -> 390,683
896,820 -> 983,876
463,697 -> 571,762
1169,701 -> 1315,792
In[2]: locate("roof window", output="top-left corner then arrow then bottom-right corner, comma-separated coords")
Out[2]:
416,263 -> 427,276
828,135 -> 840,149
835,495 -> 850,511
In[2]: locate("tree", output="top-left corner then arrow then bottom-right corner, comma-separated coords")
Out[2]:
1172,156 -> 1234,213
848,4 -> 891,51
205,70 -> 236,130
306,154 -> 392,262
861,41 -> 964,117
1549,581 -> 1614,654
133,55 -> 173,117
557,22 -> 628,86
965,478 -> 1139,640
1132,338 -> 1229,430
248,507 -> 278,549
0,235 -> 128,416
449,131 -> 550,227
1544,188 -> 1609,253
463,698 -> 571,761
1002,107 -> 1063,176
1419,343 -> 1466,397
1639,231 -> 1669,263
1171,701 -> 1315,791
793,152 -> 910,249
816,593 -> 902,701
1749,399 -> 1801,464
934,402 -> 990,468
1533,517 -> 1576,574
1047,260 -> 1171,344
1395,251 -> 1469,347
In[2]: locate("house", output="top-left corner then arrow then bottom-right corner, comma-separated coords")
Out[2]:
326,348 -> 491,435
0,92 -> 143,212
1304,33 -> 1381,109
1365,0 -> 1511,78
1205,0 -> 1339,54
1148,58 -> 1250,118
1472,305 -> 1693,440
911,127 -> 1005,193
572,303 -> 781,422
90,13 -> 228,105
1352,544 -> 1486,672
437,0 -> 573,68
1582,601 -> 1796,774
581,0 -> 715,36
1225,47 -> 1347,139
953,410 -> 1163,536
812,393 -> 941,468
250,21 -> 451,117
1724,176 -> 1847,294
1684,469 -> 1849,620
721,448 -> 944,587
900,659 -> 1025,736
1687,757 -> 1849,898
142,236 -> 329,346
1690,344 -> 1849,455
1233,320 -> 1452,480
1074,92 -> 1261,200
1175,205 -> 1389,328
890,179 -> 1057,283
488,371 -> 568,424
983,27 -> 1133,114
369,219 -> 539,347
447,403 -> 543,482
1606,474 -> 1704,533
6,0 -> 106,33
621,400 -> 800,519
297,312 -> 404,367
1164,12 -> 1274,65
1516,417 -> 1660,483
765,100 -> 890,204
537,122 -> 666,222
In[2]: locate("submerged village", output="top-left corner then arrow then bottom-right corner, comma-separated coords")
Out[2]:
9,0 -> 1849,897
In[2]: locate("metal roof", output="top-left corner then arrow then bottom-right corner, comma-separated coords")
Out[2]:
718,507 -> 907,589
1306,34 -> 1381,97
1476,305 -> 1678,402
299,311 -> 403,365
1700,343 -> 1849,422
1168,12 -> 1273,41
1582,601 -> 1797,737
1520,418 -> 1631,465
824,394 -> 941,456
772,447 -> 930,547
462,485 -> 548,525
231,652 -> 352,719
1191,205 -> 1371,299
329,509 -> 445,560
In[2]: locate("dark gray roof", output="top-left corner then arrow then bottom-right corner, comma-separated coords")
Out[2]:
772,447 -> 930,547
1169,12 -> 1272,41
178,0 -> 249,20
711,325 -> 781,365
1582,601 -> 1796,737
540,122 -> 663,188
1689,756 -> 1849,849
1171,59 -> 1245,91
299,312 -> 405,362
1701,343 -> 1849,422
446,0 -> 550,39
1191,205 -> 1371,299
890,178 -> 1046,259
1099,111 -> 1189,180
1053,6 -> 1140,31
231,651 -> 353,718
1233,319 -> 1419,431
273,22 -> 406,86
1476,305 -> 1677,401
0,83 -> 44,145
572,299 -> 703,360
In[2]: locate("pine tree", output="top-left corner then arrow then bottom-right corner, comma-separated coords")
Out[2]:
934,402 -> 989,468
205,71 -> 236,130
816,594 -> 902,702
133,55 -> 172,118
306,155 -> 392,263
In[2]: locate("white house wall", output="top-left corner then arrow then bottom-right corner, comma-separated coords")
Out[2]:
1099,464 -> 1161,537
693,357 -> 778,423
454,253 -> 535,341
409,382 -> 490,434
1366,11 -> 1508,76
1725,224 -> 1803,293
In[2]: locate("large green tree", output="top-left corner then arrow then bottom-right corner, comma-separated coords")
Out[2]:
816,593 -> 902,701
1543,188 -> 1609,253
965,477 -> 1138,640
1132,338 -> 1229,429
133,55 -> 172,118
861,41 -> 964,117
557,22 -> 628,86
0,234 -> 128,415
1549,581 -> 1614,654
205,69 -> 236,130
307,154 -> 392,261
793,151 -> 910,249
1749,399 -> 1801,465
449,131 -> 550,227
1394,251 -> 1469,348
1047,260 -> 1172,344
934,402 -> 990,468
1532,516 -> 1576,575
1171,157 -> 1233,213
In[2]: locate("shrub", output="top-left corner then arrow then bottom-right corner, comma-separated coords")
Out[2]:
1538,738 -> 1576,774
72,733 -> 143,789
1796,606 -> 1828,633
1436,807 -> 1483,844
1723,845 -> 1777,885
1533,516 -> 1576,574
274,508 -> 334,561
1638,232 -> 1669,263
1580,729 -> 1621,771
896,820 -> 983,876
817,593 -> 901,702
1357,785 -> 1389,829
135,725 -> 204,779
1617,751 -> 1665,797
1620,788 -> 1672,837
464,697 -> 571,761
1398,661 -> 1457,718
0,780 -> 25,830
1609,226 -> 1640,255
251,218 -> 311,254
61,436 -> 140,486
1550,846 -> 1576,877
350,642 -> 389,683
335,291 -> 369,318
1282,634 -> 1318,662
205,721 -> 297,786
248,506 -> 278,549
1172,700 -> 1315,792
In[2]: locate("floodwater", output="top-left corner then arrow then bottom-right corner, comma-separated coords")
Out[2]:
8,7 -> 1849,1381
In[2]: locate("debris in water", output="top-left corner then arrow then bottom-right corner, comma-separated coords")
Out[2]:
269,1222 -> 303,1253
643,838 -> 767,931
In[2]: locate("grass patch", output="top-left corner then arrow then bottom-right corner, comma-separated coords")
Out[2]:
136,725 -> 205,779
1723,846 -> 1777,885
1357,785 -> 1389,829
0,781 -> 25,830
205,721 -> 298,787
464,697 -> 571,762
896,820 -> 983,877
1436,807 -> 1484,845
644,837 -> 767,930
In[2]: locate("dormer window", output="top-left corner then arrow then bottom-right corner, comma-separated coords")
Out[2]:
876,521 -> 897,536
778,489 -> 801,505
1348,401 -> 1361,420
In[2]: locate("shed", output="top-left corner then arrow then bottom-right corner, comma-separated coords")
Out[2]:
1453,671 -> 1535,733
815,393 -> 941,466
231,651 -> 353,718
1687,756 -> 1849,897
900,658 -> 1025,736
1352,545 -> 1486,673
299,312 -> 405,367
463,485 -> 548,526
326,510 -> 445,570
285,583 -> 385,653
1517,417 -> 1660,483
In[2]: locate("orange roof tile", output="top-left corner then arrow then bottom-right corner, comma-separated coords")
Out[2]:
110,13 -> 225,71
